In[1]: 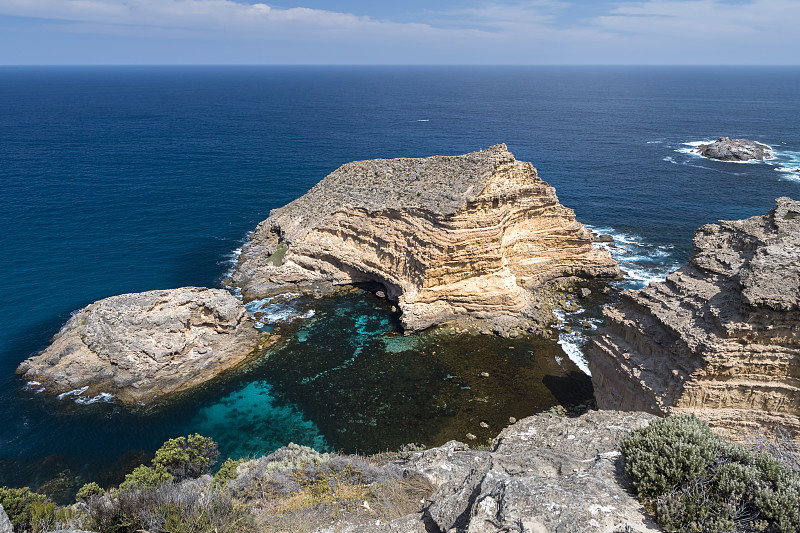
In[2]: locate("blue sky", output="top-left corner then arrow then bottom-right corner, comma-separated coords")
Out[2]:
0,0 -> 797,65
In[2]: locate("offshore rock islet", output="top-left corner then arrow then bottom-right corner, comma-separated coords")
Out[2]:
695,136 -> 772,162
229,144 -> 620,333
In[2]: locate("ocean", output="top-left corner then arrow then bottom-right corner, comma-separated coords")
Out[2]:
1,66 -> 799,498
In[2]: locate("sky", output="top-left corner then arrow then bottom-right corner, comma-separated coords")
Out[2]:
0,0 -> 798,65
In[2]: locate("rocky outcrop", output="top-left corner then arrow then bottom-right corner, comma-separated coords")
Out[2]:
589,198 -> 800,435
0,504 -> 11,533
230,144 -> 619,332
309,410 -> 659,533
696,137 -> 772,161
16,287 -> 265,405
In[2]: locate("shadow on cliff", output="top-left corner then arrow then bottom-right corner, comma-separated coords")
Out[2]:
541,371 -> 594,411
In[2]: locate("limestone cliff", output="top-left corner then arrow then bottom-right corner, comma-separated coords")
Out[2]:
230,144 -> 619,331
589,197 -> 800,434
16,287 -> 266,405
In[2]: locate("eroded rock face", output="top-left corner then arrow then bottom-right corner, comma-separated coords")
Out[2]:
16,287 -> 264,405
0,504 -> 12,533
589,197 -> 800,435
322,410 -> 659,533
696,137 -> 771,161
230,144 -> 619,331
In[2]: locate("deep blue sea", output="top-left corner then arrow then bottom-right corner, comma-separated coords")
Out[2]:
2,66 -> 800,498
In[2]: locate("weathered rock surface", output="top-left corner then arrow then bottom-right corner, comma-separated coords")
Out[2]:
314,410 -> 659,533
16,287 -> 265,405
0,504 -> 12,533
696,136 -> 772,161
230,144 -> 619,332
589,198 -> 800,435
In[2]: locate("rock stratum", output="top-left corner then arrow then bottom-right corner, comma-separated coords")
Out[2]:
16,287 -> 265,405
695,136 -> 772,161
230,144 -> 619,332
589,197 -> 800,435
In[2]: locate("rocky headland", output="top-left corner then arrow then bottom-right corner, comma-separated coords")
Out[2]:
589,197 -> 800,435
695,136 -> 772,161
229,144 -> 619,333
16,287 -> 267,405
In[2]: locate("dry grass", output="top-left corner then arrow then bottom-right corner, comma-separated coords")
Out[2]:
242,454 -> 435,533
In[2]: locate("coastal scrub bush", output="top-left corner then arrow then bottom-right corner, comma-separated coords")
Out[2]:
76,481 -> 105,502
84,482 -> 251,533
0,486 -> 73,533
214,457 -> 246,485
621,415 -> 800,533
620,414 -> 718,498
118,464 -> 174,492
153,433 -> 220,482
0,486 -> 47,531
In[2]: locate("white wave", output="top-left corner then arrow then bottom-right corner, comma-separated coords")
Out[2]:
25,381 -> 44,393
557,332 -> 591,376
58,386 -> 89,400
416,119 -> 430,122
646,140 -> 664,144
74,392 -> 115,405
220,230 -> 253,299
586,224 -> 679,290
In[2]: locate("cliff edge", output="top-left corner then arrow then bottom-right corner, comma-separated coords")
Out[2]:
230,144 -> 619,332
589,197 -> 800,435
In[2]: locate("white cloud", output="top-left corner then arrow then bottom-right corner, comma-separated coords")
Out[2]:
0,0 -> 797,63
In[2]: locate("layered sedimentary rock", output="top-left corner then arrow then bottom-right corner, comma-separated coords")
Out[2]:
17,287 -> 265,405
589,198 -> 800,434
696,136 -> 772,161
230,144 -> 619,331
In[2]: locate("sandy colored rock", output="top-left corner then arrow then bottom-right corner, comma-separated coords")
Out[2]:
16,287 -> 265,405
0,504 -> 11,533
589,197 -> 800,435
230,144 -> 619,332
695,136 -> 771,161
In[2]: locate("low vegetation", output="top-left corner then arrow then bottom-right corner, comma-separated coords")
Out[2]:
1,435 -> 433,533
621,414 -> 800,533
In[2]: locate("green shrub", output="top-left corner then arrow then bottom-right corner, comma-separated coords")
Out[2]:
214,458 -> 245,485
0,486 -> 48,531
622,415 -> 800,533
119,464 -> 174,492
76,481 -> 106,502
153,434 -> 220,482
620,414 -> 718,498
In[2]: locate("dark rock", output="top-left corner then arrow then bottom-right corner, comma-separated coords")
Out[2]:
696,136 -> 771,162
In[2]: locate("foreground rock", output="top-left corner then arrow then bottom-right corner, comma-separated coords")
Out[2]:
17,287 -> 265,405
230,144 -> 619,332
0,504 -> 11,533
589,197 -> 800,435
308,410 -> 658,533
695,136 -> 771,161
